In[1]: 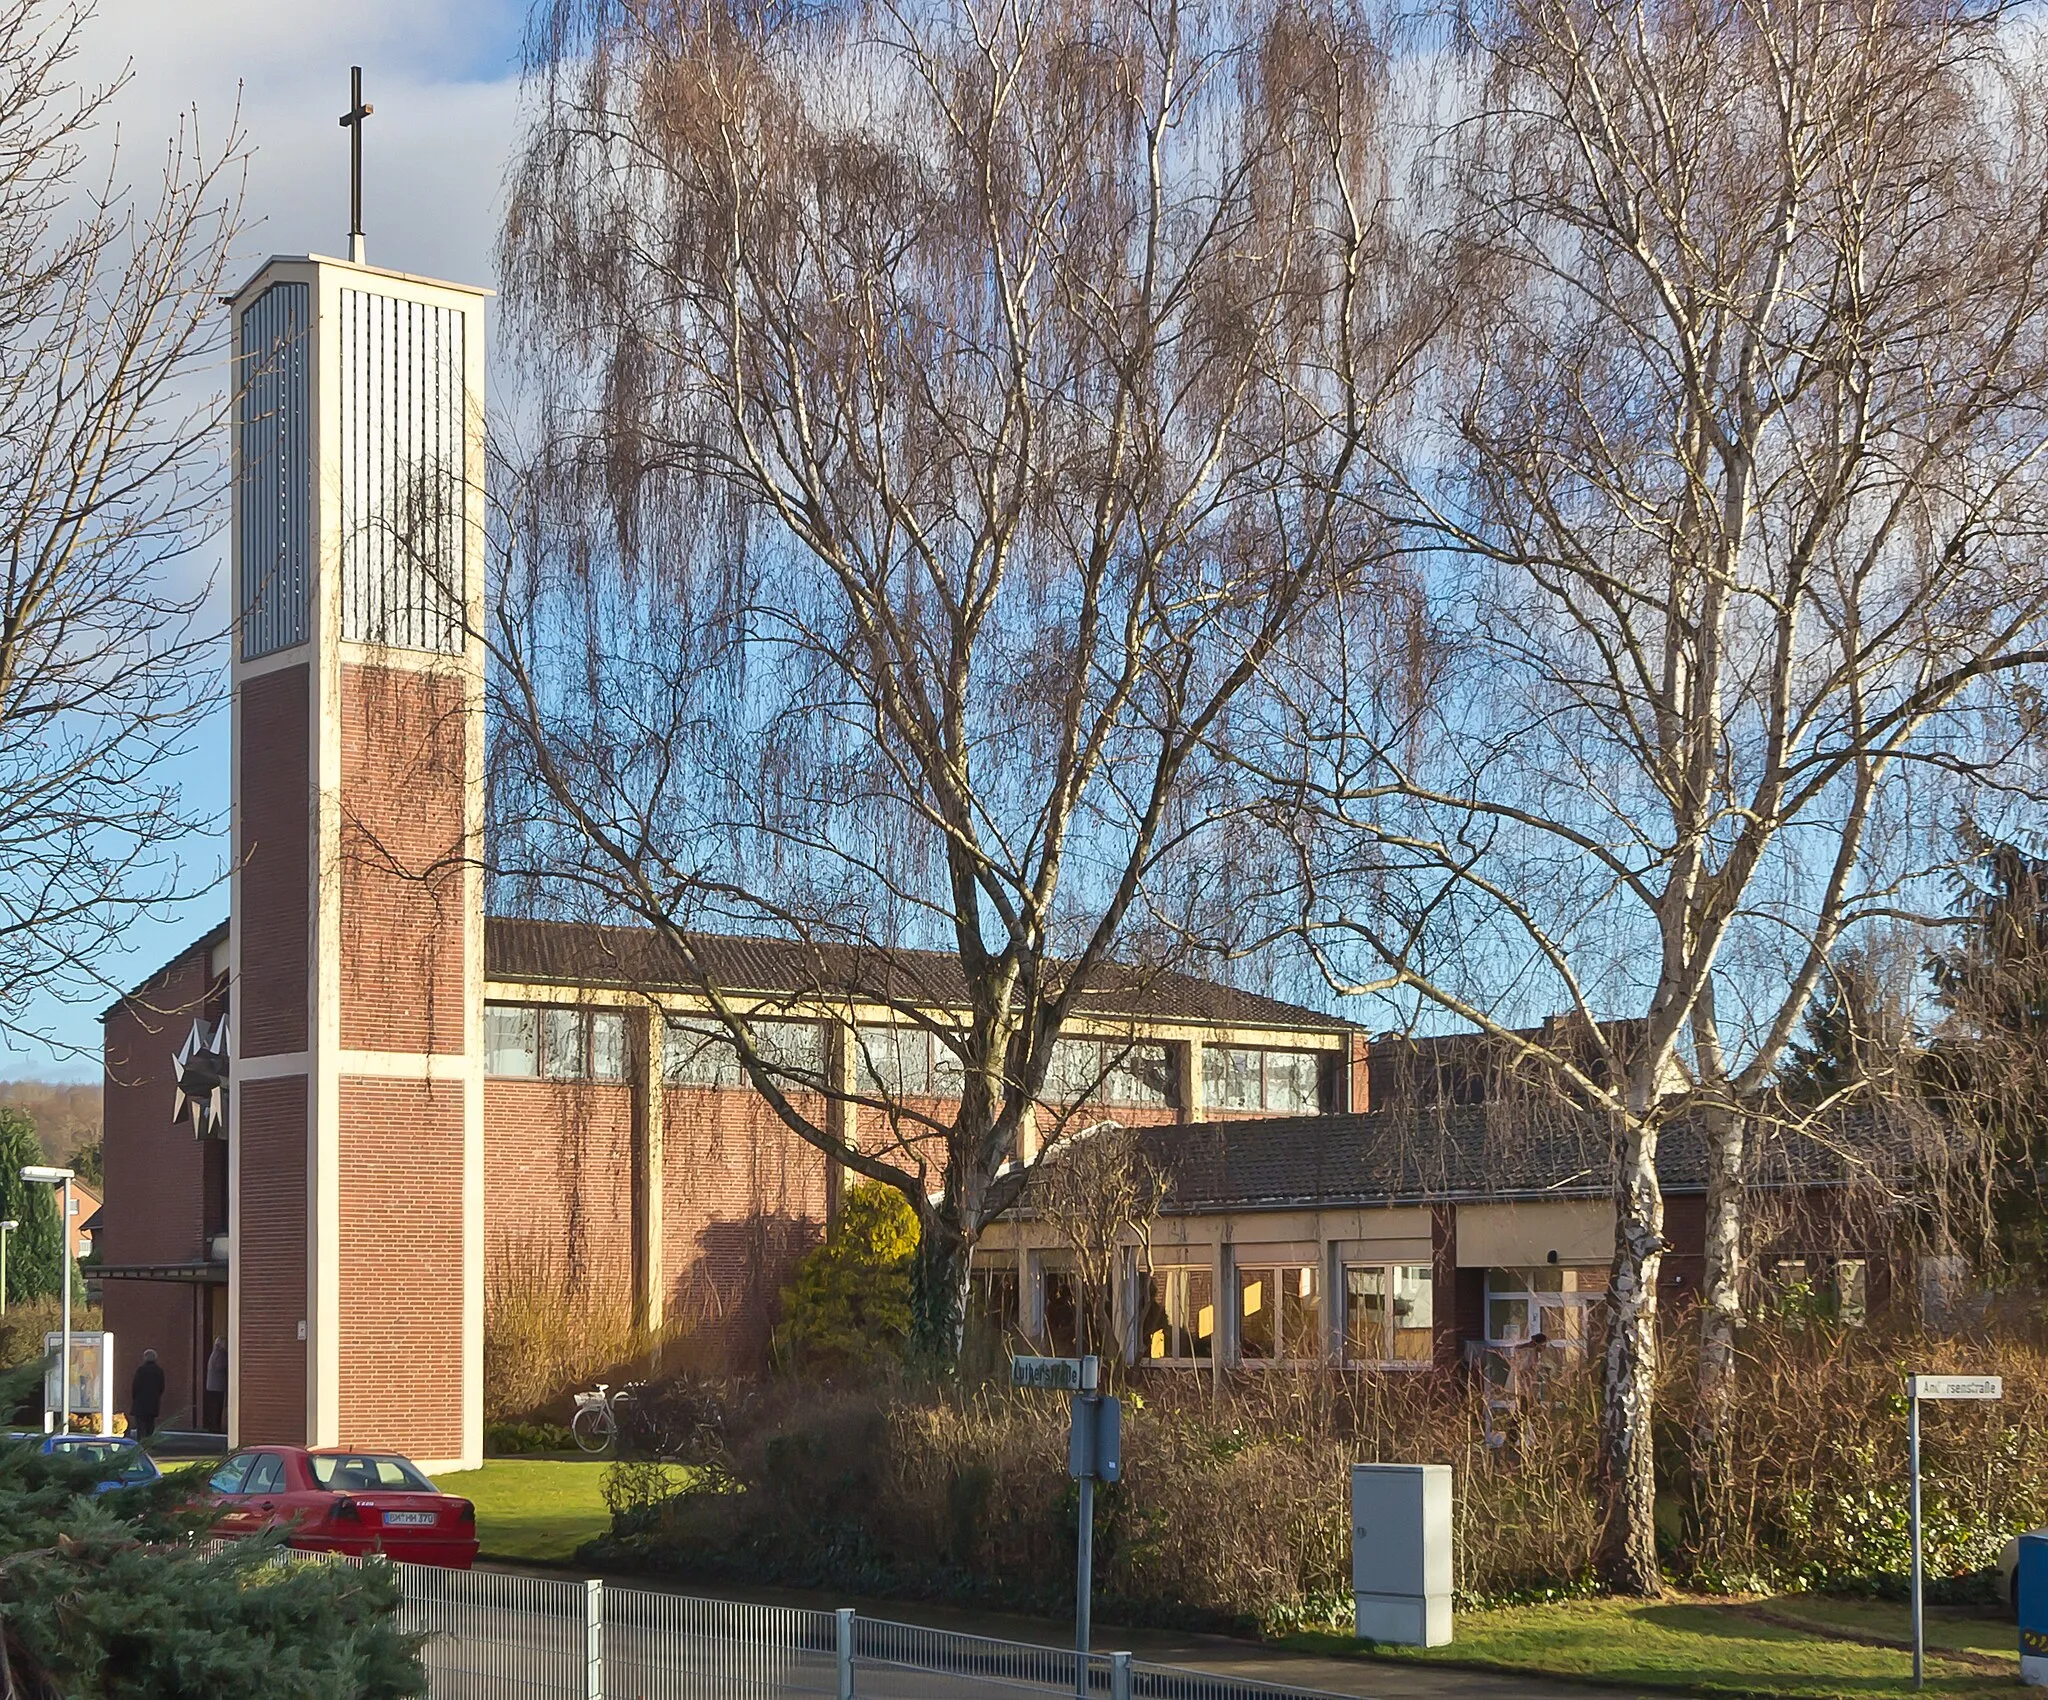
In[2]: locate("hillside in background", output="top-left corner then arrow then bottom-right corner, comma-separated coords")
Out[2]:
0,1081 -> 101,1170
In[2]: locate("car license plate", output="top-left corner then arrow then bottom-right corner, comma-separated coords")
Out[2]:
383,1511 -> 436,1526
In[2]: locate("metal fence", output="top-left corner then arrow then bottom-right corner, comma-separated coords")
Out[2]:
280,1555 -> 1357,1700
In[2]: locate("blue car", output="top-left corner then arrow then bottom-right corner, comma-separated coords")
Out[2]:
38,1434 -> 163,1493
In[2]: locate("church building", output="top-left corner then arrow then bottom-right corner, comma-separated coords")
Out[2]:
89,229 -> 1360,1468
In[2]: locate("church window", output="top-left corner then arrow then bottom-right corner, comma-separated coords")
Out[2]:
665,1016 -> 824,1089
1201,1045 -> 1328,1114
485,1006 -> 538,1078
1046,1038 -> 1173,1107
855,1024 -> 964,1099
542,1008 -> 586,1080
590,1011 -> 628,1081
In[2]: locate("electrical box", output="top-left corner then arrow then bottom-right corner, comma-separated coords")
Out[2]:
1351,1463 -> 1452,1647
2021,1531 -> 2048,1685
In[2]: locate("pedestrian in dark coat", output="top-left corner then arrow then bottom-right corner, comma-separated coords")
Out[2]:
129,1349 -> 165,1439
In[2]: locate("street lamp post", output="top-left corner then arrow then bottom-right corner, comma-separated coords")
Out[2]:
21,1169 -> 72,1433
0,1219 -> 19,1316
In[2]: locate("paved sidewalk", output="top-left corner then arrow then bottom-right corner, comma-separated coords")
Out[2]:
482,1560 -> 1629,1699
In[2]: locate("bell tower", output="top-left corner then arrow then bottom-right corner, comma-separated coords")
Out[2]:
226,241 -> 488,1471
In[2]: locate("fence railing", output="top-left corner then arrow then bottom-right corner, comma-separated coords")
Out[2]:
252,1550 -> 1356,1700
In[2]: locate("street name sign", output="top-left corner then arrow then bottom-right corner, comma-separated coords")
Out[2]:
1906,1371 -> 2003,1686
1011,1355 -> 1088,1392
1912,1375 -> 2002,1401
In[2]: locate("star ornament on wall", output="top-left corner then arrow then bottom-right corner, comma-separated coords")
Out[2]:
172,1017 -> 230,1137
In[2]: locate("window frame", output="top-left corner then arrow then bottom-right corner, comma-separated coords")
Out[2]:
1342,1260 -> 1436,1368
1483,1265 -> 1608,1350
1137,1260 -> 1217,1365
665,1013 -> 827,1091
1200,1045 -> 1329,1114
1047,1037 -> 1176,1109
486,1003 -> 636,1082
853,1023 -> 964,1100
1234,1259 -> 1322,1364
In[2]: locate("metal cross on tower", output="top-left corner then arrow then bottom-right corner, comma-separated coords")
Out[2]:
338,66 -> 373,264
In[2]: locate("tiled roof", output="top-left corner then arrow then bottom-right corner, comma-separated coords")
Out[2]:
484,916 -> 1355,1033
1008,1101 -> 1916,1214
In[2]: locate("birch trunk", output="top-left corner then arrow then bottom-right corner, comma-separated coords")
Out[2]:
1693,1097 -> 1745,1550
1602,1116 -> 1665,1596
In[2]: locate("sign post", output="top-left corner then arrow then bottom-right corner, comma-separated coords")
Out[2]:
1907,1374 -> 2002,1688
1014,1352 -> 1122,1698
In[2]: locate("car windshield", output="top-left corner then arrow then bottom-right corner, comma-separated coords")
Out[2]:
53,1441 -> 154,1483
309,1454 -> 435,1493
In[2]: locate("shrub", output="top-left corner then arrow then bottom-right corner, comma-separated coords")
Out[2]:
773,1183 -> 917,1371
588,1319 -> 2048,1629
484,1419 -> 576,1455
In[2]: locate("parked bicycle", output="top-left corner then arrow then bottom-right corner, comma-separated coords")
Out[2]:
570,1383 -> 637,1453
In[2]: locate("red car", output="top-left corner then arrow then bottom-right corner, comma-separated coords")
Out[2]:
208,1446 -> 478,1568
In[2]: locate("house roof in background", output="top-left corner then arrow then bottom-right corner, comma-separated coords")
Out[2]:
484,916 -> 1356,1033
1004,1101 -> 1918,1216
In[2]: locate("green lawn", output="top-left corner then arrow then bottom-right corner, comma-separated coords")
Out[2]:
1282,1596 -> 2020,1699
1756,1594 -> 2016,1663
434,1458 -> 612,1565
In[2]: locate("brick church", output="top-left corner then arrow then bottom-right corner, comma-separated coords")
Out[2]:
89,239 -> 1361,1469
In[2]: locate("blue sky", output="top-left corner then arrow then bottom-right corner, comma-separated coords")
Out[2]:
8,0 -> 526,1079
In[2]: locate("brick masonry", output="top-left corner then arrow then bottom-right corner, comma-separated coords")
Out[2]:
236,1074 -> 308,1441
484,1079 -> 635,1299
338,1076 -> 465,1456
339,663 -> 468,1055
661,1086 -> 831,1363
100,930 -> 225,1423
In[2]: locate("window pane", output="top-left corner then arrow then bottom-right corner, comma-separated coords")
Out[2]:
485,1006 -> 537,1079
1345,1265 -> 1389,1363
665,1018 -> 741,1088
1238,1267 -> 1275,1359
1265,1051 -> 1323,1114
1186,1267 -> 1215,1360
1283,1263 -> 1321,1360
1834,1258 -> 1868,1327
1047,1039 -> 1099,1105
1487,1295 -> 1530,1345
210,1455 -> 252,1494
754,1019 -> 825,1086
1204,1046 -> 1263,1112
542,1008 -> 587,1080
931,1036 -> 965,1098
1141,1269 -> 1175,1362
590,1011 -> 629,1081
1043,1270 -> 1081,1357
1392,1264 -> 1434,1362
857,1025 -> 929,1097
1104,1043 -> 1172,1106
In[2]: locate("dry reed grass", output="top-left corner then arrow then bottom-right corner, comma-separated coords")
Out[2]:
484,1237 -> 723,1420
602,1318 -> 2048,1628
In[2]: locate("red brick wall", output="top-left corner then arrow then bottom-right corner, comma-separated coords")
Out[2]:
101,936 -> 221,1422
237,1075 -> 308,1441
483,1079 -> 635,1299
339,664 -> 467,1055
337,1077 -> 464,1455
662,1086 -> 831,1364
238,666 -> 309,1057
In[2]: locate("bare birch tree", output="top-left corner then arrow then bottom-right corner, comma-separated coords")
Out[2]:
0,0 -> 244,1054
1236,0 -> 2048,1591
493,0 -> 1437,1364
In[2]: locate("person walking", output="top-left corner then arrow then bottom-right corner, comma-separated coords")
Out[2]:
128,1349 -> 164,1439
203,1336 -> 227,1432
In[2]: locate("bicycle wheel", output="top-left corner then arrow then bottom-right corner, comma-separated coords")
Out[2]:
570,1404 -> 612,1453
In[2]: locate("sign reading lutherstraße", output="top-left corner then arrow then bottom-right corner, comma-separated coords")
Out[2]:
1913,1375 -> 2003,1401
1011,1355 -> 1087,1392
